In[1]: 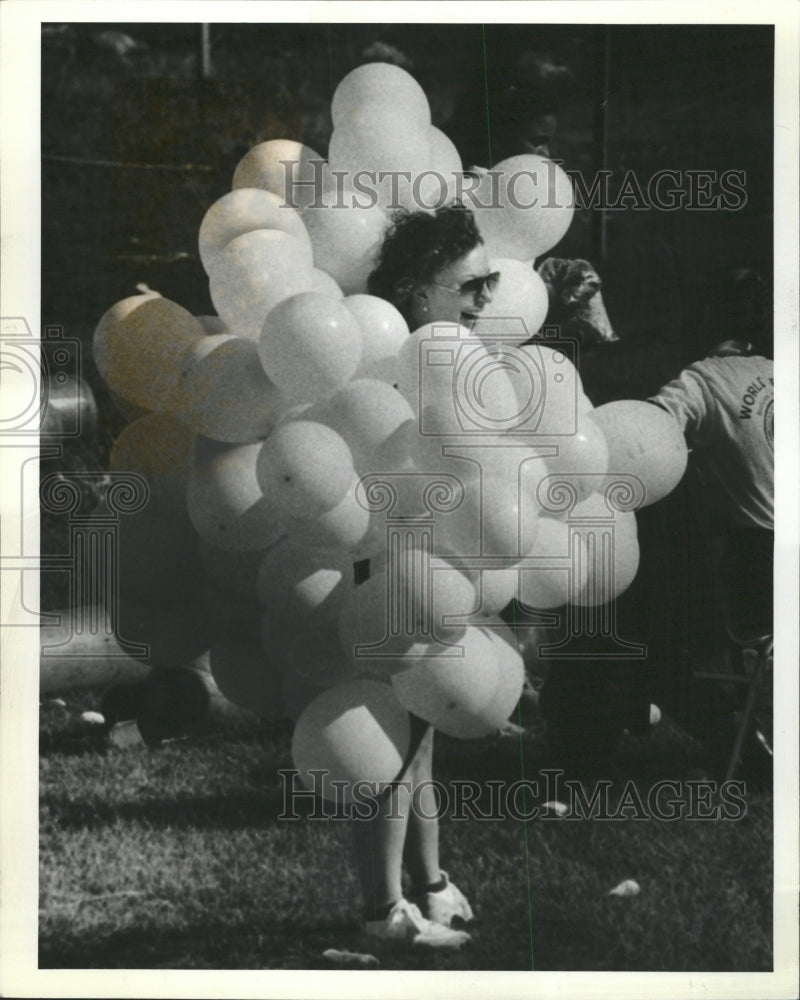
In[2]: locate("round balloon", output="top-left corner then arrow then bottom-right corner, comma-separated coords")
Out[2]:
338,553 -> 475,667
256,420 -> 355,520
187,437 -> 288,551
300,475 -> 372,552
232,139 -> 325,211
198,187 -> 312,274
472,154 -> 575,261
308,378 -> 414,473
437,624 -> 526,737
507,341 -> 584,437
329,106 -> 431,213
476,567 -> 519,616
300,194 -> 388,295
589,401 -> 689,508
518,516 -> 589,609
94,295 -> 205,412
471,259 -> 549,345
331,63 -> 431,130
415,127 -> 463,210
346,294 -> 409,382
258,292 -> 363,404
291,679 -> 411,802
208,229 -> 314,341
537,415 -> 610,503
391,626 -> 500,738
310,267 -> 344,299
176,334 -> 281,443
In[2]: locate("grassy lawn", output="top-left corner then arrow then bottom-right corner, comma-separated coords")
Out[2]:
39,694 -> 772,972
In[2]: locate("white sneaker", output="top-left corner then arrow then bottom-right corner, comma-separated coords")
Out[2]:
363,898 -> 471,950
416,871 -> 475,927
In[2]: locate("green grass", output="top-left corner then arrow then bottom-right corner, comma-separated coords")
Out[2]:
39,695 -> 772,971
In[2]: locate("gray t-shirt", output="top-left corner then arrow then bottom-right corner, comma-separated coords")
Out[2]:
649,355 -> 774,530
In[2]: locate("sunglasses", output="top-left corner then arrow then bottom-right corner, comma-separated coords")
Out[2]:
430,271 -> 500,298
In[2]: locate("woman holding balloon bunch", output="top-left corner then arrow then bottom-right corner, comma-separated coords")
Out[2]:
345,203 -> 498,952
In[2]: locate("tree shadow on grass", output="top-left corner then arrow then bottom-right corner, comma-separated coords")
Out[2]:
39,915 -> 356,970
43,784 -> 327,831
38,915 -> 479,971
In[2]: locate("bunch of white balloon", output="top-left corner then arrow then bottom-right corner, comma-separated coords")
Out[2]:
92,63 -> 689,799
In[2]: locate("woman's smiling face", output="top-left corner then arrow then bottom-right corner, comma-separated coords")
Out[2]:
410,244 -> 496,328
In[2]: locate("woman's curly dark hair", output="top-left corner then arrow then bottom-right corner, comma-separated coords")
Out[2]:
367,204 -> 483,323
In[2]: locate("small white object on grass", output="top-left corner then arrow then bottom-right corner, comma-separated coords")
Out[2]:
649,703 -> 662,726
608,879 -> 640,897
80,711 -> 105,726
322,948 -> 379,967
542,800 -> 568,817
109,720 -> 145,749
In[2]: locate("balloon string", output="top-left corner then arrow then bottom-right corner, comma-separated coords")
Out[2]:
42,154 -> 215,172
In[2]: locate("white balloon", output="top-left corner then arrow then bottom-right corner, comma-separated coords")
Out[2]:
537,415 -> 610,503
415,127 -> 463,211
476,567 -> 519,615
176,334 -> 281,443
471,259 -> 549,345
445,625 -> 526,737
310,267 -> 344,299
299,474 -> 373,552
328,105 -> 432,211
232,139 -> 325,211
258,292 -> 363,404
589,400 -> 689,508
208,230 -> 314,341
187,437 -> 288,551
337,553 -> 476,668
300,194 -> 389,295
510,341 -> 584,436
256,420 -> 355,520
93,295 -> 205,412
331,63 -> 431,130
391,627 -> 500,738
309,378 -> 414,473
472,154 -> 575,260
346,294 -> 409,382
518,517 -> 588,609
291,679 -> 411,802
198,187 -> 312,274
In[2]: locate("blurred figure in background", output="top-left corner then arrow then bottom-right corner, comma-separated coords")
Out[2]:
448,49 -> 575,170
